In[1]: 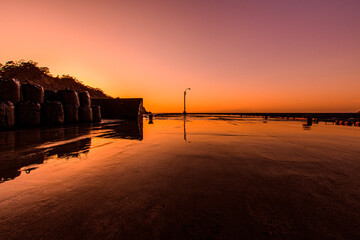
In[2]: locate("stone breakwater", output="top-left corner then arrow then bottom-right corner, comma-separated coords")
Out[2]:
0,78 -> 101,130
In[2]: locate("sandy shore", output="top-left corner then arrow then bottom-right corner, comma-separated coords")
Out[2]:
0,117 -> 360,239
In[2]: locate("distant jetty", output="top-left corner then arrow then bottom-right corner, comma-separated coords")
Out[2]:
154,112 -> 360,127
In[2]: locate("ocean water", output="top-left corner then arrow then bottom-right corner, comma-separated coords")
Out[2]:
0,116 -> 360,239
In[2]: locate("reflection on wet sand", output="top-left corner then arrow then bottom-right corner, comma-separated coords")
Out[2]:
183,115 -> 190,143
0,120 -> 143,183
1,117 -> 360,239
98,119 -> 143,140
45,138 -> 92,159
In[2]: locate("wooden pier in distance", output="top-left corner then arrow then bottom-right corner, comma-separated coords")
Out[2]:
153,112 -> 360,126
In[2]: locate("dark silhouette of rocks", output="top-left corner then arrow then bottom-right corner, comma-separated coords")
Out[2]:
16,102 -> 41,127
0,101 -> 15,129
21,82 -> 44,103
0,78 -> 21,103
41,101 -> 64,125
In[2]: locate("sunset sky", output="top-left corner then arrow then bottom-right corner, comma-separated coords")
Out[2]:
1,0 -> 360,113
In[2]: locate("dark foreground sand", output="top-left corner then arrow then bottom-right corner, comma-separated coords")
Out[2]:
0,117 -> 360,239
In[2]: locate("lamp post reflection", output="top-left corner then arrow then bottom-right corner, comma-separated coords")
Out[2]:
183,115 -> 191,143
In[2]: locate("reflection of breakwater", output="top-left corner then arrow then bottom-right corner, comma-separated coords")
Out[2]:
0,120 -> 143,183
98,119 -> 143,140
45,138 -> 92,159
0,134 -> 92,183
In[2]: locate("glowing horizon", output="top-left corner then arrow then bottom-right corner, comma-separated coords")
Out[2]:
1,0 -> 360,113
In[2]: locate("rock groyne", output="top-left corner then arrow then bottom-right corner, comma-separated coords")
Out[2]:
0,78 -> 101,131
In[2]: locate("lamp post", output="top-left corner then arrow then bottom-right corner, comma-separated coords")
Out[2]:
183,88 -> 191,115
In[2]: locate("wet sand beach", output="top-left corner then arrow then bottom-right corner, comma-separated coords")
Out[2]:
0,116 -> 360,239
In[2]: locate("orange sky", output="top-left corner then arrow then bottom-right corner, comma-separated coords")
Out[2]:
1,0 -> 360,113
